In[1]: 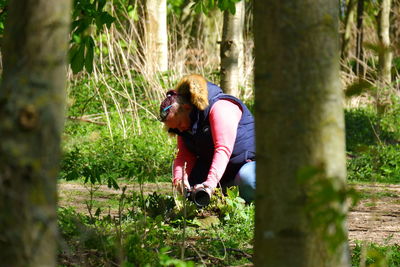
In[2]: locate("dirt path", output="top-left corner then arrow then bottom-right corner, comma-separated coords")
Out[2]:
58,181 -> 399,246
348,183 -> 400,246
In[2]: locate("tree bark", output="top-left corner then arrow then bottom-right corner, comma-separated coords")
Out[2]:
378,0 -> 392,85
220,0 -> 245,97
355,0 -> 365,76
254,1 -> 350,266
341,0 -> 357,60
0,0 -> 70,265
144,0 -> 169,72
391,0 -> 400,58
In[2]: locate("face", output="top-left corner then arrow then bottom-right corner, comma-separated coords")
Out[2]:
164,105 -> 192,132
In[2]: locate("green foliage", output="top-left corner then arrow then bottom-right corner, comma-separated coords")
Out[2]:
142,192 -> 176,219
63,69 -> 178,188
67,73 -> 153,117
218,193 -> 254,249
70,35 -> 96,74
345,108 -> 379,151
123,216 -> 170,266
0,0 -> 117,74
344,103 -> 400,151
58,187 -> 254,266
167,0 -> 188,16
158,247 -> 195,267
297,166 -> 359,253
345,106 -> 400,184
58,206 -> 175,266
60,122 -> 175,186
214,187 -> 248,222
344,79 -> 374,99
393,57 -> 400,74
71,0 -> 115,73
192,0 -> 242,14
58,207 -> 117,266
351,242 -> 400,267
347,145 -> 400,184
379,99 -> 400,141
0,0 -> 7,35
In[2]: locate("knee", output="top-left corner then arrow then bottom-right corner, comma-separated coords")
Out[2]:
236,161 -> 256,187
234,161 -> 256,202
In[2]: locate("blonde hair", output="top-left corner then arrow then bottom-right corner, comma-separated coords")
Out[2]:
175,74 -> 208,110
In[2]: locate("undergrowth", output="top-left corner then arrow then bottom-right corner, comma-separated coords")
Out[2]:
345,104 -> 400,184
58,187 -> 254,266
351,242 -> 400,267
61,117 -> 175,186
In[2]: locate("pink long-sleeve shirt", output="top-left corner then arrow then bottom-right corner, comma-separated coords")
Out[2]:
172,99 -> 243,189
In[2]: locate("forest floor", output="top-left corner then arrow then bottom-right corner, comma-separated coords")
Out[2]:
348,183 -> 399,247
58,181 -> 400,247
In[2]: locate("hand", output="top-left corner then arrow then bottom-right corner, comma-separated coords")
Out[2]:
193,183 -> 213,197
191,183 -> 213,207
173,178 -> 190,195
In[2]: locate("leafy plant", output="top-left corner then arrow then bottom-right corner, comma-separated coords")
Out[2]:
347,145 -> 400,184
60,117 -> 176,187
351,242 -> 400,267
158,247 -> 195,267
345,108 -> 380,151
70,0 -> 115,73
216,187 -> 248,222
143,192 -> 176,219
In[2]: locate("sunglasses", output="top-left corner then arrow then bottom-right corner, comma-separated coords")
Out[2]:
159,104 -> 173,122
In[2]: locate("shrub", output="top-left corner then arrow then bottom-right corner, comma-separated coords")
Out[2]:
345,108 -> 378,152
352,242 -> 400,267
60,116 -> 176,186
347,145 -> 400,184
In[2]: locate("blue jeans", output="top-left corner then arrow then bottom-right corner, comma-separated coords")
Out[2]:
230,161 -> 256,203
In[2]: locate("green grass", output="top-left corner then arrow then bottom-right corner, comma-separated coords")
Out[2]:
351,242 -> 400,267
358,190 -> 399,200
57,187 -> 254,266
345,106 -> 400,184
60,116 -> 176,186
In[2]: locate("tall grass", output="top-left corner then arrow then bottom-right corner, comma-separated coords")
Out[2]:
67,4 -> 255,139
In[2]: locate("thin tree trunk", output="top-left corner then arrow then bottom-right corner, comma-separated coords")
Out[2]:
135,0 -> 147,66
378,0 -> 393,85
145,0 -> 168,72
391,0 -> 400,58
254,0 -> 350,266
341,0 -> 357,59
356,0 -> 365,76
0,0 -> 70,265
220,0 -> 245,97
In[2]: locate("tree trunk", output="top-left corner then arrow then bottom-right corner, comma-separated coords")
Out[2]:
355,0 -> 365,76
391,0 -> 400,58
378,0 -> 392,85
0,0 -> 70,265
220,0 -> 245,97
254,1 -> 350,266
144,0 -> 168,72
341,0 -> 357,59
